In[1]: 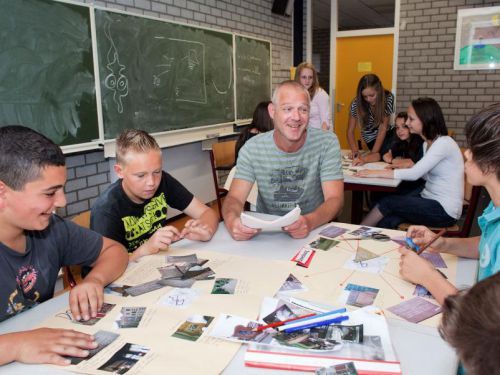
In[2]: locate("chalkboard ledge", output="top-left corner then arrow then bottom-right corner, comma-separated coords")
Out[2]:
103,123 -> 235,158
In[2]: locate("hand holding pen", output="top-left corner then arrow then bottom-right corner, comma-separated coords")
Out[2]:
406,226 -> 446,254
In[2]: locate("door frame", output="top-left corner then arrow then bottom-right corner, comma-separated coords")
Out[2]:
305,0 -> 401,129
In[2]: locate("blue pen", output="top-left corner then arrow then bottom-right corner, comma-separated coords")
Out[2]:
283,307 -> 347,326
283,315 -> 349,333
405,237 -> 420,252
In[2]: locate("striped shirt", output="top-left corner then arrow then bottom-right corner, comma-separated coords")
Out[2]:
349,92 -> 394,145
234,128 -> 343,216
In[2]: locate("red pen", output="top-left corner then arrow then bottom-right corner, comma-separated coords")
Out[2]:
254,313 -> 316,332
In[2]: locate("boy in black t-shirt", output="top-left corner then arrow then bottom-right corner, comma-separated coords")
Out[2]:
0,126 -> 128,366
91,129 -> 218,262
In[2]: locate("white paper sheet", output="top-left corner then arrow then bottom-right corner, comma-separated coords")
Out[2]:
240,206 -> 301,230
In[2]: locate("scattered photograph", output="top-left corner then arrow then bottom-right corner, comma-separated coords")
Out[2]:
420,252 -> 447,268
115,307 -> 146,328
345,284 -> 379,308
277,274 -> 307,293
316,361 -> 358,375
67,330 -> 119,365
104,284 -> 131,297
73,303 -> 116,326
348,226 -> 380,238
388,297 -> 441,323
211,278 -> 237,294
210,314 -> 343,351
273,324 -> 342,351
319,225 -> 349,239
158,278 -> 195,288
166,254 -> 198,263
98,343 -> 150,374
124,280 -> 165,297
329,324 -> 363,344
183,267 -> 215,280
309,237 -> 340,251
172,315 -> 214,341
353,247 -> 378,263
390,236 -> 407,247
262,304 -> 295,324
413,284 -> 432,298
157,265 -> 183,279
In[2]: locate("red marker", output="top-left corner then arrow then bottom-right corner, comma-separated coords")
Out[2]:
253,313 -> 316,332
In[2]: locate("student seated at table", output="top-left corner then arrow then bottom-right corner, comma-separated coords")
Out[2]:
439,272 -> 500,375
369,112 -> 425,206
0,126 -> 128,366
91,129 -> 218,262
356,97 -> 464,229
222,80 -> 344,240
383,111 -> 423,169
235,100 -> 273,161
347,74 -> 395,166
397,103 -> 500,305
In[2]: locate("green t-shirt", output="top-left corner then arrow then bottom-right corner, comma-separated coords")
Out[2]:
235,127 -> 342,215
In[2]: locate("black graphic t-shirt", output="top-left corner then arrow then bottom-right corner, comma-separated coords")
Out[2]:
90,171 -> 193,252
0,215 -> 102,322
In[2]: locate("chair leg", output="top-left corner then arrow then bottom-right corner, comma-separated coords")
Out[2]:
216,195 -> 223,221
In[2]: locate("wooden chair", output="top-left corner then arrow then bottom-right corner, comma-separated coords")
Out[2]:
398,149 -> 481,238
209,140 -> 236,220
62,211 -> 91,288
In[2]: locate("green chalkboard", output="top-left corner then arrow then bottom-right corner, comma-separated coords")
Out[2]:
235,35 -> 271,121
0,0 -> 99,146
95,9 -> 235,139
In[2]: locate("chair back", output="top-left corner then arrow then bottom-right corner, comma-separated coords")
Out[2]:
63,211 -> 91,288
209,140 -> 236,220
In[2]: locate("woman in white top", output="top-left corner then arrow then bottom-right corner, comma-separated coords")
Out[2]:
294,62 -> 331,131
355,97 -> 464,229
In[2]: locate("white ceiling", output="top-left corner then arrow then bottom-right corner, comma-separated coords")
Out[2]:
313,0 -> 395,30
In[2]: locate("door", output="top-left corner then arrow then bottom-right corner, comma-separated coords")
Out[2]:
334,35 -> 394,149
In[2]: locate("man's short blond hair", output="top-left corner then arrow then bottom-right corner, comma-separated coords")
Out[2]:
271,80 -> 310,106
115,129 -> 160,164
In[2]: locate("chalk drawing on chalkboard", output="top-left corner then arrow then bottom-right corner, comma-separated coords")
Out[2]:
169,38 -> 207,104
103,23 -> 129,113
153,54 -> 175,87
212,55 -> 233,95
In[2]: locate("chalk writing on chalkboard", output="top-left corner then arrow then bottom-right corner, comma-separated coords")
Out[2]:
235,36 -> 271,120
95,9 -> 235,139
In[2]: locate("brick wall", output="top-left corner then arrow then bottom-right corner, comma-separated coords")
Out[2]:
57,0 -> 293,218
397,0 -> 500,145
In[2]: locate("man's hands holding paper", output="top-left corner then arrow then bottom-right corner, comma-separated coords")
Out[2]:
226,217 -> 261,241
283,215 -> 311,239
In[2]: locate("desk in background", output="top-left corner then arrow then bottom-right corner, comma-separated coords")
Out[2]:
0,222 -> 477,375
341,151 -> 401,224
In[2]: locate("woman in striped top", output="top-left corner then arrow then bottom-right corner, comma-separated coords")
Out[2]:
347,74 -> 394,166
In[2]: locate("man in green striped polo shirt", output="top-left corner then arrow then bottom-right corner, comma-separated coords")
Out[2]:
222,80 -> 344,241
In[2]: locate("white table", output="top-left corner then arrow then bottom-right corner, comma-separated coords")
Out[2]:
0,222 -> 477,375
341,151 -> 402,224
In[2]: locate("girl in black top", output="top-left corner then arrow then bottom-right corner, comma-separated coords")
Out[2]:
383,112 -> 423,169
235,101 -> 273,160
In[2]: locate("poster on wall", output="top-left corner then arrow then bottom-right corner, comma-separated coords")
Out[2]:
454,6 -> 500,70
